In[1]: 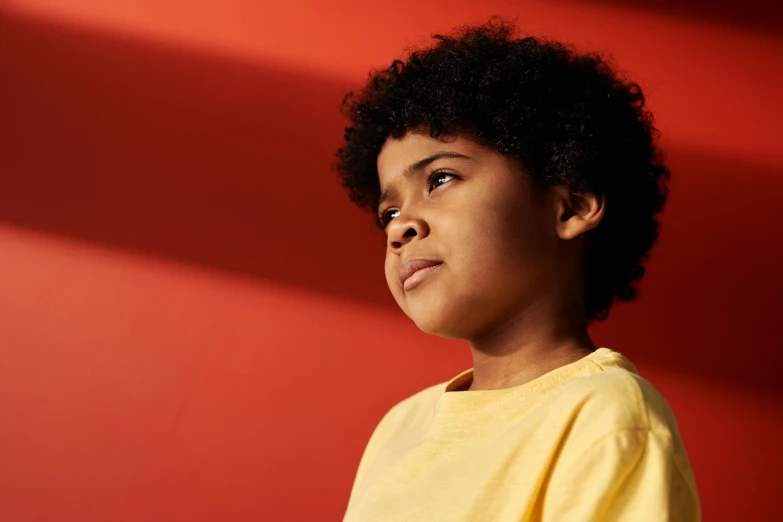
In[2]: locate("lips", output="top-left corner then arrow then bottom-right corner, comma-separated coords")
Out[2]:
399,258 -> 443,287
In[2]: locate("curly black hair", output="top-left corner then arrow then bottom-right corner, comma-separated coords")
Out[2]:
334,18 -> 670,323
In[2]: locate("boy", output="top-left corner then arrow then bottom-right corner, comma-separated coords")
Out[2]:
334,19 -> 700,521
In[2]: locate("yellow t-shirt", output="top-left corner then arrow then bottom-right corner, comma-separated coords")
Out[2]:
343,348 -> 700,521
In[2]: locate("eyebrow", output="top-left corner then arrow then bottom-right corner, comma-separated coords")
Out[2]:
376,152 -> 472,209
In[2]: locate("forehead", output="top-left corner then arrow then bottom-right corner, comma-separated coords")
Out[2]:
376,129 -> 481,180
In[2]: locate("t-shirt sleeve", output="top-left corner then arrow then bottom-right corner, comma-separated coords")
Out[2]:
541,428 -> 701,522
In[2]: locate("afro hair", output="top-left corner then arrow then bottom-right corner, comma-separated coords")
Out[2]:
334,18 -> 670,323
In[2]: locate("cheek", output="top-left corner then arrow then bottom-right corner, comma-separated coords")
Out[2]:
466,194 -> 529,249
448,197 -> 546,289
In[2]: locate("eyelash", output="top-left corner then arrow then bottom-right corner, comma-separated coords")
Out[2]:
378,170 -> 456,229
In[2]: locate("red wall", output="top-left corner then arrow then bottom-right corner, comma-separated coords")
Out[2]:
1,1 -> 781,520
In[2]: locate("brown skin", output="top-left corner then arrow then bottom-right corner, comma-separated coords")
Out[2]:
376,128 -> 606,391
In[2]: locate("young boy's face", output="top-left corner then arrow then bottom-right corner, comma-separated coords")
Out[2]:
377,128 -> 563,339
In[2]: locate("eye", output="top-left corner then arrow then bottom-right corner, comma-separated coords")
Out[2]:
378,208 -> 400,229
427,170 -> 456,192
377,170 -> 457,229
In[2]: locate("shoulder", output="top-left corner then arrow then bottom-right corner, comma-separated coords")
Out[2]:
547,359 -> 699,510
553,355 -> 689,463
550,352 -> 676,431
352,379 -> 446,475
373,380 -> 445,434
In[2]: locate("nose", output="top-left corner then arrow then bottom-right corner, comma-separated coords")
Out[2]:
386,213 -> 429,251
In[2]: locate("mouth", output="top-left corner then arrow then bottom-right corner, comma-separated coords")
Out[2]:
399,259 -> 444,292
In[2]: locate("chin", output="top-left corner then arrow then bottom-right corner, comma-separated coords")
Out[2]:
402,295 -> 470,338
409,312 -> 467,339
405,306 -> 441,334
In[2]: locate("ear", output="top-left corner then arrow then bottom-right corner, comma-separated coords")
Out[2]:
550,185 -> 606,241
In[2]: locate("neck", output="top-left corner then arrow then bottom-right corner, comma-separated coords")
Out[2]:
464,304 -> 595,391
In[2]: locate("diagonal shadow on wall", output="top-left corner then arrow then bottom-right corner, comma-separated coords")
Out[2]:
2,10 -> 781,394
1,9 -> 392,307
